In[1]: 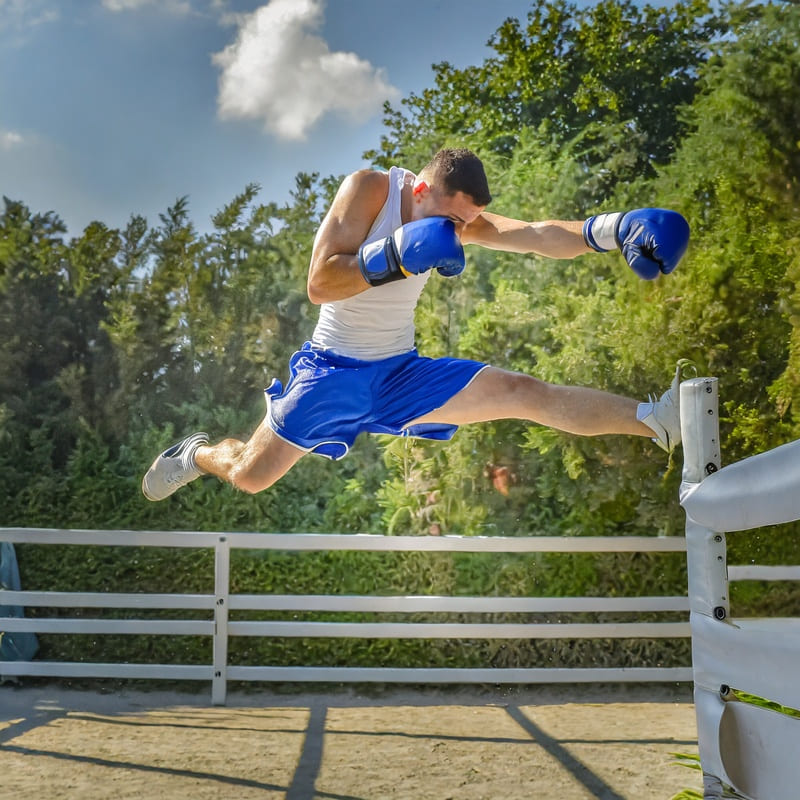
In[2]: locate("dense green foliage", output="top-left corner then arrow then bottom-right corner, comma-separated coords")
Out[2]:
3,0 -> 800,672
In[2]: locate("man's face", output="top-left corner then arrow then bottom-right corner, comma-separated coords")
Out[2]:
413,185 -> 485,236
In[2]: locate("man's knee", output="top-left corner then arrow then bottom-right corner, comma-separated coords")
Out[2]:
492,368 -> 549,400
228,458 -> 271,495
226,435 -> 302,495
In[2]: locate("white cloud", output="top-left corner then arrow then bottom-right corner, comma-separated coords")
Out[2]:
0,128 -> 25,149
101,0 -> 191,14
212,0 -> 399,141
0,0 -> 58,34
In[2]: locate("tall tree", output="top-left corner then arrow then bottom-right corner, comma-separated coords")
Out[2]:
653,0 -> 800,456
367,0 -> 724,207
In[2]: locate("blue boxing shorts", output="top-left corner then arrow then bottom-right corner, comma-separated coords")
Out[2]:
265,342 -> 488,460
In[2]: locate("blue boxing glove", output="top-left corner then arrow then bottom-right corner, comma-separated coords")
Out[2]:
358,216 -> 465,287
583,208 -> 690,280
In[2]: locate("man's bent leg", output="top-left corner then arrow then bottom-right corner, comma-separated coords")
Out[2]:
409,367 -> 653,438
195,420 -> 306,495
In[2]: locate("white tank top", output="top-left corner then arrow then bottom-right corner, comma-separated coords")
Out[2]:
311,166 -> 431,360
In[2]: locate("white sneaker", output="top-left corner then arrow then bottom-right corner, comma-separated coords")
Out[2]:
142,432 -> 209,501
637,364 -> 682,453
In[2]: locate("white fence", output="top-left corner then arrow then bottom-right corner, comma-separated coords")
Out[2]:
2,524 -> 793,706
0,528 -> 699,704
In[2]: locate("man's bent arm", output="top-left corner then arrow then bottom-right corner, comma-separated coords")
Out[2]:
307,170 -> 388,304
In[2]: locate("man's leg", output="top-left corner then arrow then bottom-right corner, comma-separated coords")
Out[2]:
409,366 -> 675,442
142,419 -> 306,501
195,420 -> 306,495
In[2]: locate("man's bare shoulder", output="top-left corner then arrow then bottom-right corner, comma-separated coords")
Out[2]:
340,168 -> 389,199
324,169 -> 390,225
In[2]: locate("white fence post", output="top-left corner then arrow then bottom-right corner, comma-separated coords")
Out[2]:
212,535 -> 230,706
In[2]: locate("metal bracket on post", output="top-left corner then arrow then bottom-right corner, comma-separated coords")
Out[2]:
212,535 -> 230,706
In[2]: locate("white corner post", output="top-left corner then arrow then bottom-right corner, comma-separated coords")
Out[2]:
679,378 -> 728,800
212,535 -> 230,706
680,378 -> 800,800
680,378 -> 727,622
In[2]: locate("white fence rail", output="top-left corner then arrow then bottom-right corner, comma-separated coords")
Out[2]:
0,526 -> 775,705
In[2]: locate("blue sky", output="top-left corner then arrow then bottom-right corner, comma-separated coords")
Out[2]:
0,0 -> 549,236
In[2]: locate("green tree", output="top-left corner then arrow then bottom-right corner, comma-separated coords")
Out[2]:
621,0 -> 800,458
368,0 -> 724,207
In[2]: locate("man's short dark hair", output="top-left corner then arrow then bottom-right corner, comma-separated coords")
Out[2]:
424,148 -> 492,207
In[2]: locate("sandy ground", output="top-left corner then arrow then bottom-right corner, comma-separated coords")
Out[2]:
0,682 -> 702,800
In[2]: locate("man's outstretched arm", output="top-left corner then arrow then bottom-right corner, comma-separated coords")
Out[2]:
462,207 -> 690,279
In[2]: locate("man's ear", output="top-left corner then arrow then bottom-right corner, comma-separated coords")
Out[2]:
412,179 -> 429,197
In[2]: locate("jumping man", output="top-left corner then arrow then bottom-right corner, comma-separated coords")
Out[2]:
142,148 -> 690,501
